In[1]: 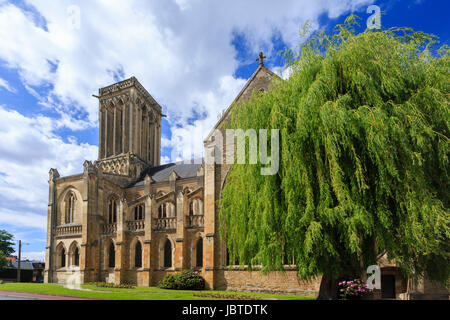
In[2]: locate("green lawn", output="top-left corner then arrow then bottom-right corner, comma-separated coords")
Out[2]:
0,283 -> 315,300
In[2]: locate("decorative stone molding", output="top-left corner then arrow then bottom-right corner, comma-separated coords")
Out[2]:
127,220 -> 145,232
144,174 -> 153,184
49,168 -> 60,182
99,77 -> 161,114
83,160 -> 97,176
197,165 -> 204,177
54,224 -> 82,236
94,153 -> 148,178
153,217 -> 176,231
188,215 -> 204,228
169,170 -> 179,182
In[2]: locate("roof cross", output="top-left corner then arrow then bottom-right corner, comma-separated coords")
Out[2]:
256,52 -> 266,66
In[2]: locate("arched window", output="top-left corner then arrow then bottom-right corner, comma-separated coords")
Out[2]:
109,199 -> 117,223
163,239 -> 172,268
65,192 -> 76,224
134,205 -> 144,220
158,204 -> 163,218
74,247 -> 80,266
135,242 -> 142,268
196,238 -> 203,267
158,203 -> 169,218
61,248 -> 66,268
189,201 -> 194,215
108,242 -> 115,268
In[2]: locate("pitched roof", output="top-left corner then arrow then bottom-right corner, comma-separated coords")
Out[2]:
204,64 -> 279,142
10,261 -> 34,270
130,159 -> 204,187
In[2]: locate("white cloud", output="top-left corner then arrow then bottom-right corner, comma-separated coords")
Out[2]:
0,209 -> 47,230
273,65 -> 294,80
161,156 -> 171,165
0,0 -> 373,161
15,251 -> 46,262
0,77 -> 16,93
0,106 -> 98,230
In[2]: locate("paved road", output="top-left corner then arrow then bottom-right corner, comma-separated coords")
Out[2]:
0,290 -> 97,300
0,294 -> 42,300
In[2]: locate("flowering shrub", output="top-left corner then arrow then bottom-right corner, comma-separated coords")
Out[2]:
158,270 -> 205,290
338,279 -> 373,299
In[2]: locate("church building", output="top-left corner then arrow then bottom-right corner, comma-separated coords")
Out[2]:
44,56 -> 448,299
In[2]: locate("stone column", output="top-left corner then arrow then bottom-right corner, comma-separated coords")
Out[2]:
107,107 -> 114,157
116,106 -> 122,155
137,105 -> 142,158
129,98 -> 134,154
174,191 -> 186,270
114,198 -> 127,284
142,191 -> 153,286
157,122 -> 161,165
143,112 -> 147,162
113,105 -> 117,155
153,123 -> 158,166
104,106 -> 109,158
44,168 -> 59,283
122,103 -> 128,154
203,145 -> 216,289
99,106 -> 105,159
147,119 -> 155,166
81,160 -> 98,283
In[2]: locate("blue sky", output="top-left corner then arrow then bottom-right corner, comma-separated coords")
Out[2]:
0,0 -> 448,261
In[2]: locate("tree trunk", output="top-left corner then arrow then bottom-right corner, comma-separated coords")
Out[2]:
317,275 -> 339,300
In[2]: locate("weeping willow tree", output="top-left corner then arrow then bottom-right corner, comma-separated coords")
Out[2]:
219,16 -> 449,299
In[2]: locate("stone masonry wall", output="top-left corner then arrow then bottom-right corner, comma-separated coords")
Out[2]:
215,269 -> 321,297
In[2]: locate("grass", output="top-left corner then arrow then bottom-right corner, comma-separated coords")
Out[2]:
0,283 -> 315,300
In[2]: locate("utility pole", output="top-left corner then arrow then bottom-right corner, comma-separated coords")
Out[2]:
17,240 -> 21,283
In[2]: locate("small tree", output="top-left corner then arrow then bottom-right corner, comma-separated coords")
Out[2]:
0,229 -> 14,257
0,251 -> 8,270
0,230 -> 14,271
220,16 -> 449,299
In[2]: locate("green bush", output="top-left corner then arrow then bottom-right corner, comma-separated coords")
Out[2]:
158,270 -> 205,290
0,280 -> 3,284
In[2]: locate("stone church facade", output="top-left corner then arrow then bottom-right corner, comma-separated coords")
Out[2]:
44,60 -> 448,299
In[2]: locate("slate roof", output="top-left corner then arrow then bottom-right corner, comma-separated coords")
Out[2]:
10,261 -> 34,270
130,158 -> 204,187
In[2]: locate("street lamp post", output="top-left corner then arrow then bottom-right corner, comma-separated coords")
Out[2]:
16,240 -> 29,283
17,240 -> 21,283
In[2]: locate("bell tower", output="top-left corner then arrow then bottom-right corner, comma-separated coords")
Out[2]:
95,77 -> 162,177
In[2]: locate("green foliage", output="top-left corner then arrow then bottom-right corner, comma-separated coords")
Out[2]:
0,251 -> 7,271
220,16 -> 450,285
158,270 -> 205,290
0,230 -> 14,257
